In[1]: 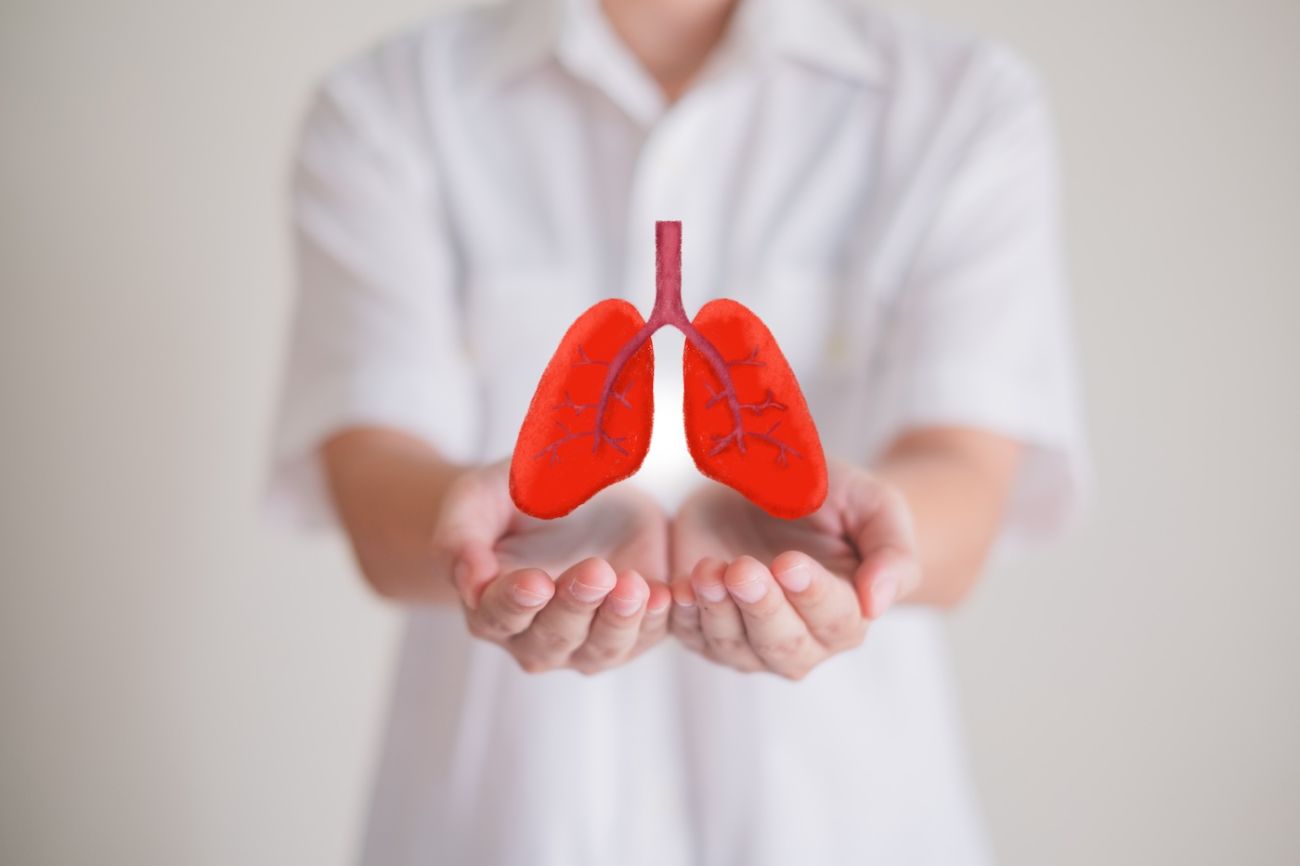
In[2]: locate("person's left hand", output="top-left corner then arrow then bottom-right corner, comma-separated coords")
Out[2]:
668,460 -> 920,679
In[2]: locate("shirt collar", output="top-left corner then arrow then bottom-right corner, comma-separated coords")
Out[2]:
477,0 -> 883,95
476,0 -> 561,86
732,0 -> 883,85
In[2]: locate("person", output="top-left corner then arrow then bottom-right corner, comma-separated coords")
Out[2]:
268,0 -> 1086,862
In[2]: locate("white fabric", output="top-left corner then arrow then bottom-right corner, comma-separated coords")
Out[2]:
269,0 -> 1087,863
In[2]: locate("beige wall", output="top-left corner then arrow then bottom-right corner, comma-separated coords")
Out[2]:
1,1 -> 1296,864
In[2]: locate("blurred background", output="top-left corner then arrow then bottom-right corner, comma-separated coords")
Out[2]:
2,0 -> 1297,864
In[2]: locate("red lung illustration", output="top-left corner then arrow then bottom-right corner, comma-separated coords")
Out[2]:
511,221 -> 826,519
683,300 -> 827,519
510,299 -> 655,519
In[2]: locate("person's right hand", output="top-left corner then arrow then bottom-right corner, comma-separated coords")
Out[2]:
432,461 -> 671,675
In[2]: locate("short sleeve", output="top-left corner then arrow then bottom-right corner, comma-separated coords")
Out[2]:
266,58 -> 480,529
890,55 -> 1089,552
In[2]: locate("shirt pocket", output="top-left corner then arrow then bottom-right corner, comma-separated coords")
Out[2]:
723,266 -> 880,381
724,266 -> 892,452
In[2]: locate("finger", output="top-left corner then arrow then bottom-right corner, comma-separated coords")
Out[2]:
853,547 -> 922,620
691,557 -> 763,672
465,568 -> 554,642
668,579 -> 707,654
604,497 -> 671,587
570,571 -> 649,673
450,540 -> 500,610
511,557 -> 616,670
723,556 -> 820,679
846,483 -> 921,619
431,465 -> 513,608
771,550 -> 866,650
669,495 -> 733,584
630,579 -> 672,658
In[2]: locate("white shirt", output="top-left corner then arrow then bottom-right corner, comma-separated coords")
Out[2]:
269,1 -> 1087,863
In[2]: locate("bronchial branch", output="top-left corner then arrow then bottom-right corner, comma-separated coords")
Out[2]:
725,348 -> 763,368
574,345 -> 607,367
707,385 -> 786,416
710,420 -> 801,466
536,221 -> 801,465
555,386 -> 631,416
535,418 -> 629,463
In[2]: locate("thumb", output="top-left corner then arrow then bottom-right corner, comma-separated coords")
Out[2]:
847,480 -> 920,619
432,463 -> 514,609
853,548 -> 920,620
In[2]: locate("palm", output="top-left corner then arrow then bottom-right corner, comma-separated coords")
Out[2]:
495,486 -> 668,584
672,482 -> 860,582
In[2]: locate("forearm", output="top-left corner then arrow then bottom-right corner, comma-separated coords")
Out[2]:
321,427 -> 467,605
873,427 -> 1021,608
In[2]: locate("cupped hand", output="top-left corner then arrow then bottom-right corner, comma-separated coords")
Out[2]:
432,461 -> 671,675
669,460 -> 920,679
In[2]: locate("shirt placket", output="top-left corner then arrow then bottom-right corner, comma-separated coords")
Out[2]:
619,68 -> 748,308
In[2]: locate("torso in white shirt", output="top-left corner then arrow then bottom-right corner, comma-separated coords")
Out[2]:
270,0 -> 1086,863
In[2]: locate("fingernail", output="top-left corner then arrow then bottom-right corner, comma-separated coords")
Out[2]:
609,593 -> 644,617
774,561 -> 811,593
695,580 -> 727,603
727,576 -> 767,604
511,585 -> 549,607
871,570 -> 899,616
569,578 -> 613,604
